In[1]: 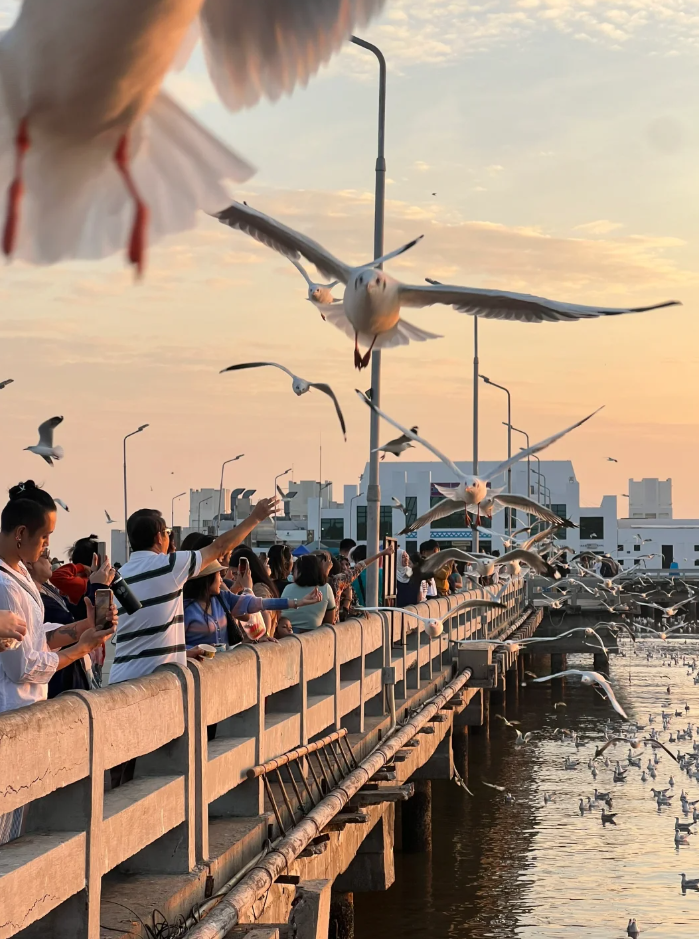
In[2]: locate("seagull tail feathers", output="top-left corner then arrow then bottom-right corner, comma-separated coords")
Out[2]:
52,446 -> 64,461
2,91 -> 254,265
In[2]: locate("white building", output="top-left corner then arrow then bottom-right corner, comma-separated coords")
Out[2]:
629,478 -> 672,520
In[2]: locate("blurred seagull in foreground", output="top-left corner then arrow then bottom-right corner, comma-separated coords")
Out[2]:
221,362 -> 346,440
54,499 -> 69,512
0,379 -> 14,390
532,669 -> 629,720
25,416 -> 64,465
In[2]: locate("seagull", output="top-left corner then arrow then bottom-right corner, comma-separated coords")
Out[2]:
221,362 -> 346,440
25,416 -> 64,465
553,701 -> 567,709
594,737 -> 678,763
514,729 -> 532,747
680,873 -> 699,889
601,808 -> 617,826
216,200 -> 435,368
288,257 -> 340,313
362,598 -> 507,639
417,546 -> 558,579
375,428 -> 418,460
356,390 -> 602,528
54,498 -> 69,512
607,457 -> 618,462
494,714 -> 522,727
0,1 -> 387,272
0,379 -> 14,390
105,510 -> 116,525
533,669 -> 628,719
391,496 -> 407,515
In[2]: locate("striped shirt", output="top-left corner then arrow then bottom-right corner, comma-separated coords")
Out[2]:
108,550 -> 202,684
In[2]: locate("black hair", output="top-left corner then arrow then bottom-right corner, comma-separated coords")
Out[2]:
294,555 -> 327,588
268,543 -> 293,581
351,544 -> 367,564
183,571 -> 217,602
419,539 -> 440,554
127,508 -> 167,552
71,536 -> 99,566
181,532 -> 213,551
330,557 -> 343,577
230,545 -> 278,597
1,480 -> 56,535
339,538 -> 357,554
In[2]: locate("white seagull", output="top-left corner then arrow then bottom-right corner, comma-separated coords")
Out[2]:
362,598 -> 507,639
25,416 -> 64,465
105,510 -> 116,525
221,362 -> 346,440
289,257 -> 340,315
0,379 -> 14,390
533,669 -> 629,720
375,427 -> 418,460
54,498 -> 69,512
356,390 -> 602,528
216,200 -> 435,369
0,1 -> 386,271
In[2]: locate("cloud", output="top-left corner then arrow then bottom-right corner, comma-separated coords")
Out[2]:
574,220 -> 625,235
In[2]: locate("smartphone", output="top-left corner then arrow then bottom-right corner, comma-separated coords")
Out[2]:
94,589 -> 113,629
239,557 -> 249,572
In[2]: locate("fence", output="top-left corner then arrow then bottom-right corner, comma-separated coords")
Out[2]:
0,579 -> 525,939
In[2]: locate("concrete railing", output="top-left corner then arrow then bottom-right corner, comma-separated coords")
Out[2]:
0,581 -> 525,939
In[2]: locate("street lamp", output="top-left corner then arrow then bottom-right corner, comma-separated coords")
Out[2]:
351,35 -> 386,608
123,424 -> 149,560
350,490 -> 365,541
508,424 -> 530,499
481,375 -> 512,533
171,491 -> 186,529
196,495 -> 213,532
217,454 -> 244,534
274,468 -> 292,542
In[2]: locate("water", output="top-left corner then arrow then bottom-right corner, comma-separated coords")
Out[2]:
355,642 -> 699,939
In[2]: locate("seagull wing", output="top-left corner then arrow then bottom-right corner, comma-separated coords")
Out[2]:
216,201 -> 351,282
589,672 -> 629,720
200,0 -> 386,112
495,548 -> 552,575
355,390 -> 466,480
37,416 -> 63,447
220,361 -> 297,381
392,496 -> 407,514
483,408 -> 604,483
309,383 -> 347,440
0,379 -> 14,389
419,548 -> 481,576
493,494 -> 571,527
482,781 -> 507,792
398,499 -> 464,535
397,279 -> 680,322
450,597 -> 508,614
289,256 -> 314,288
522,525 -> 557,551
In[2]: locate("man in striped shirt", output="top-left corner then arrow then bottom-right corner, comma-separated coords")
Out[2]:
109,498 -> 277,685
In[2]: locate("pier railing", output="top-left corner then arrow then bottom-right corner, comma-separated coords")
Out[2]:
0,580 -> 525,939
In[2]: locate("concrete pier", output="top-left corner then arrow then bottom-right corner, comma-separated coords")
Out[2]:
401,780 -> 432,853
329,891 -> 354,939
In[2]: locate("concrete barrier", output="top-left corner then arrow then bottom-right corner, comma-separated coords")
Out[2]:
0,582 -> 525,939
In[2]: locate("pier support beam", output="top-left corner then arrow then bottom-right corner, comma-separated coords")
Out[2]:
551,653 -> 567,674
593,652 -> 608,673
401,779 -> 432,853
329,891 -> 354,939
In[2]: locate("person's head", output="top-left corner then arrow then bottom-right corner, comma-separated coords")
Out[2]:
313,550 -> 333,579
330,556 -> 343,577
25,548 -> 53,585
419,539 -> 440,557
0,481 -> 56,564
351,544 -> 367,564
294,554 -> 327,587
268,543 -> 293,581
183,560 -> 225,604
339,538 -> 356,558
127,509 -> 170,554
70,535 -> 99,567
181,532 -> 213,552
230,545 -> 277,596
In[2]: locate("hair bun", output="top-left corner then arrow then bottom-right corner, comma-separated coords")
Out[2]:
9,480 -> 38,500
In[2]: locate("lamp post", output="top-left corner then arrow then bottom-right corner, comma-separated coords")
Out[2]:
171,491 -> 186,529
350,490 -> 365,541
274,468 -> 292,542
481,375 -> 511,532
472,316 -> 479,553
351,35 -> 386,608
217,454 -> 244,534
508,424 -> 530,499
123,424 -> 149,560
196,495 -> 213,532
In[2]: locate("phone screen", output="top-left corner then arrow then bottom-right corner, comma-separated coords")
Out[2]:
94,589 -> 113,629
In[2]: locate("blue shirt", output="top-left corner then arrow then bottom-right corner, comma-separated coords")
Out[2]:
184,592 -> 288,648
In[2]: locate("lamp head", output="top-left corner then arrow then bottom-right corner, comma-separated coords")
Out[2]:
138,424 -> 149,432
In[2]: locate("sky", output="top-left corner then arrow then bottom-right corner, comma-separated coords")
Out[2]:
1,0 -> 698,555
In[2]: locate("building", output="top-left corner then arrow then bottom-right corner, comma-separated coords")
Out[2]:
628,478 -> 672,520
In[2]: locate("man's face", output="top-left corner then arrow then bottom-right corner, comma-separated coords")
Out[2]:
153,524 -> 171,555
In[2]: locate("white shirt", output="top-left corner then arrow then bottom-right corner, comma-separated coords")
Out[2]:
0,561 -> 60,713
109,549 -> 202,684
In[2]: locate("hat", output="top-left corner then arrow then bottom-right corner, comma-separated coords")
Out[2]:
191,559 -> 226,580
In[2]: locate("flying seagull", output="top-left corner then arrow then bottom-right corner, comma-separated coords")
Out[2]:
221,362 -> 346,440
392,496 -> 408,515
216,200 -> 435,369
532,669 -> 628,719
0,379 -> 14,390
361,598 -> 507,639
0,1 -> 386,271
25,416 -> 64,465
607,457 -> 618,462
105,510 -> 116,525
289,257 -> 340,315
54,499 -> 69,512
375,427 -> 418,460
356,389 -> 601,528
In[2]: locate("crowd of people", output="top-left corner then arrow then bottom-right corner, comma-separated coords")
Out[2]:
0,480 -> 468,841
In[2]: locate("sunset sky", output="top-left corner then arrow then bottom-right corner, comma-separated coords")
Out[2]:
1,0 -> 697,553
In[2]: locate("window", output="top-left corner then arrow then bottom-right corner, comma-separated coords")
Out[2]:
618,545 -> 624,553
550,503 -> 568,538
695,560 -> 699,567
633,544 -> 641,552
580,517 -> 603,540
504,508 -> 517,530
404,496 -> 418,531
356,506 -> 366,541
694,545 -> 699,552
320,518 -> 344,542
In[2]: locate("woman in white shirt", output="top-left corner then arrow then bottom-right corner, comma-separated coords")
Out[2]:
0,481 -> 116,843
